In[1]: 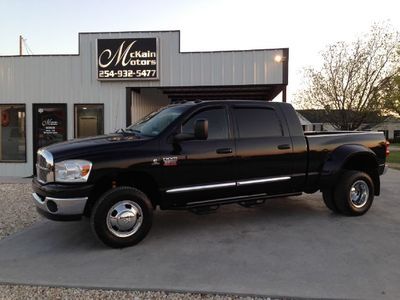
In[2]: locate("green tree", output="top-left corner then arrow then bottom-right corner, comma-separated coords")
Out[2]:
296,24 -> 400,130
383,75 -> 400,115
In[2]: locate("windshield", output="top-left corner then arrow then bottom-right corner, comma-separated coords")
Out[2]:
127,105 -> 188,137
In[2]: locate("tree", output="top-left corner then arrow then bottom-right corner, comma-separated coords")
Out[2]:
383,74 -> 400,115
296,24 -> 400,130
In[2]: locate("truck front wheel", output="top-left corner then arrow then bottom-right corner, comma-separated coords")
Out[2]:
333,170 -> 374,216
90,186 -> 153,248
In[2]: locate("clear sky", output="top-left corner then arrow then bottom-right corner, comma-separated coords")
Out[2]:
1,0 -> 399,103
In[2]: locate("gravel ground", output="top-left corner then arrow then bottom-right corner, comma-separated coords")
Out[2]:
0,285 -> 280,300
0,183 -> 281,300
0,183 -> 42,240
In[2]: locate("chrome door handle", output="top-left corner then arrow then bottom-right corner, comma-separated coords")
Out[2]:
277,144 -> 291,150
216,148 -> 233,154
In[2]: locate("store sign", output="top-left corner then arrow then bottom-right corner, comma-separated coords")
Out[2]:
97,38 -> 159,80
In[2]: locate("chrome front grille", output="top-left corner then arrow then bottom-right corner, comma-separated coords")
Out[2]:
36,149 -> 54,183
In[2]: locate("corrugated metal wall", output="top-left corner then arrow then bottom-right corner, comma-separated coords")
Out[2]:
131,89 -> 170,124
0,31 -> 286,176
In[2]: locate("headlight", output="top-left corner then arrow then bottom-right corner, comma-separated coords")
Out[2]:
55,160 -> 92,183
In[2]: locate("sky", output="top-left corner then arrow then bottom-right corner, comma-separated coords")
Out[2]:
1,0 -> 400,104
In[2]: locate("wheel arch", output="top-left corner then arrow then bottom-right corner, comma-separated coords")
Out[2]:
84,170 -> 161,216
320,144 -> 380,195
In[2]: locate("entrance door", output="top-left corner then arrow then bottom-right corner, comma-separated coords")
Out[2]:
33,104 -> 67,171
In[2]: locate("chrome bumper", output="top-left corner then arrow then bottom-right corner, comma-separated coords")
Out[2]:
32,193 -> 88,216
383,164 -> 388,175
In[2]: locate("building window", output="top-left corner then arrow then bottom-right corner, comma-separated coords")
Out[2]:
74,104 -> 104,138
394,130 -> 400,143
0,104 -> 26,162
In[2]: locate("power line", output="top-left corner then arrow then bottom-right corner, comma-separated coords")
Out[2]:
19,35 -> 34,55
23,38 -> 34,55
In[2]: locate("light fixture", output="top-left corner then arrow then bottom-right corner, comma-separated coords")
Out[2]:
82,107 -> 87,110
274,55 -> 283,63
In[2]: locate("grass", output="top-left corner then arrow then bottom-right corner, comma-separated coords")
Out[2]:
387,151 -> 400,164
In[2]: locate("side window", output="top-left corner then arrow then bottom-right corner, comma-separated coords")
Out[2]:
233,107 -> 283,138
182,108 -> 229,140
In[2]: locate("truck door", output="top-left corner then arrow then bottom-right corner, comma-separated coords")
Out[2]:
231,104 -> 294,197
161,105 -> 236,206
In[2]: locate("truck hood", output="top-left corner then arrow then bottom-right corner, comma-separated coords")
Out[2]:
43,133 -> 152,162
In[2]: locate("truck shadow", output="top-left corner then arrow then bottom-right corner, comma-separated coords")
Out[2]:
19,194 -> 342,251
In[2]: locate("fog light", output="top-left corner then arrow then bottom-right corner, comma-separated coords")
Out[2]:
47,200 -> 58,213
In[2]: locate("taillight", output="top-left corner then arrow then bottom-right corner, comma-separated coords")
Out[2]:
385,140 -> 390,157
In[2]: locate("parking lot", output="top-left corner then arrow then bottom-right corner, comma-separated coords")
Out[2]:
0,169 -> 399,299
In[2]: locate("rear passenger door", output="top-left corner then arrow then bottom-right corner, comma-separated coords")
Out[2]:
232,105 -> 294,196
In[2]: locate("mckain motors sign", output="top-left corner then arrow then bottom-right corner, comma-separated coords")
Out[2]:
97,38 -> 158,80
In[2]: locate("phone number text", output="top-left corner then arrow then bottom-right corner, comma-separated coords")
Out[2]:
98,69 -> 157,78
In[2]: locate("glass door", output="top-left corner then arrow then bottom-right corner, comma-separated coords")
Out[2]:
33,104 -> 67,171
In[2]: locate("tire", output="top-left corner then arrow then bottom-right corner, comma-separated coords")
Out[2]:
333,170 -> 374,216
322,188 -> 340,213
90,186 -> 153,248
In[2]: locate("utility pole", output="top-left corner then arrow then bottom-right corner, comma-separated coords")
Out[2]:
19,35 -> 23,56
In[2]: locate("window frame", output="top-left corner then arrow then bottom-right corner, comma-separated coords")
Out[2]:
74,103 -> 105,138
179,105 -> 233,141
0,103 -> 27,163
231,105 -> 285,139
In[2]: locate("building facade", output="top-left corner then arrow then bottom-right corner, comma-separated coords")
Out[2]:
0,30 -> 289,177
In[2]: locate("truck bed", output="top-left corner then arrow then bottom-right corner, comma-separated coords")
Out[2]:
304,131 -> 386,190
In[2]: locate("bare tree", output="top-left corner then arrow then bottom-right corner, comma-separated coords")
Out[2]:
296,24 -> 400,130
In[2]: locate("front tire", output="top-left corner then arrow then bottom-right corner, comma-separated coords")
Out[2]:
90,186 -> 153,248
333,170 -> 374,216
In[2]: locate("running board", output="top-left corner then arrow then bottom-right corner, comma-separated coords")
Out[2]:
183,192 -> 302,209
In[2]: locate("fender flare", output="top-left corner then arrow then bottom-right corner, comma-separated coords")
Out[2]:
319,144 -> 378,190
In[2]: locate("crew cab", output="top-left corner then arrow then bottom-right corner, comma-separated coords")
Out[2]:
32,100 -> 388,248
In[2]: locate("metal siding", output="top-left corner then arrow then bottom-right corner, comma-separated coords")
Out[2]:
0,31 -> 286,176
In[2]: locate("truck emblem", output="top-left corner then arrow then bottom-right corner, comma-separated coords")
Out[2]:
162,157 -> 178,167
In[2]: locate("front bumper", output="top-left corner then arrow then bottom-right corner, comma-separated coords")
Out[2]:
32,193 -> 88,221
32,178 -> 93,221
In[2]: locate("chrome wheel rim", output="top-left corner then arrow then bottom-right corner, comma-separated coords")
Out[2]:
350,180 -> 369,208
106,200 -> 143,238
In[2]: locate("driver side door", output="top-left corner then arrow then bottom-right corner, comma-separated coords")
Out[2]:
161,105 -> 236,207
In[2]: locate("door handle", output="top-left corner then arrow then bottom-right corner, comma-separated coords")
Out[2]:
277,144 -> 291,150
216,148 -> 233,154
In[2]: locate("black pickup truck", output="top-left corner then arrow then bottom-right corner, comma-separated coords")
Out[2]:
32,100 -> 388,248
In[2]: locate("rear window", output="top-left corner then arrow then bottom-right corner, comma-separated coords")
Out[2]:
233,107 -> 283,138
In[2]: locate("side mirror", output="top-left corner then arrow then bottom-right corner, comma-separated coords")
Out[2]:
194,119 -> 208,140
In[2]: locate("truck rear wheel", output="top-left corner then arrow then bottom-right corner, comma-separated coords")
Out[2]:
90,186 -> 153,248
322,189 -> 340,213
333,170 -> 374,216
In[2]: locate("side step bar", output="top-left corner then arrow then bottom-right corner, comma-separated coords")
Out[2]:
183,192 -> 302,209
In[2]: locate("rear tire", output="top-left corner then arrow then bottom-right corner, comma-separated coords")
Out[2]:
90,186 -> 153,248
333,170 -> 374,216
322,189 -> 340,213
